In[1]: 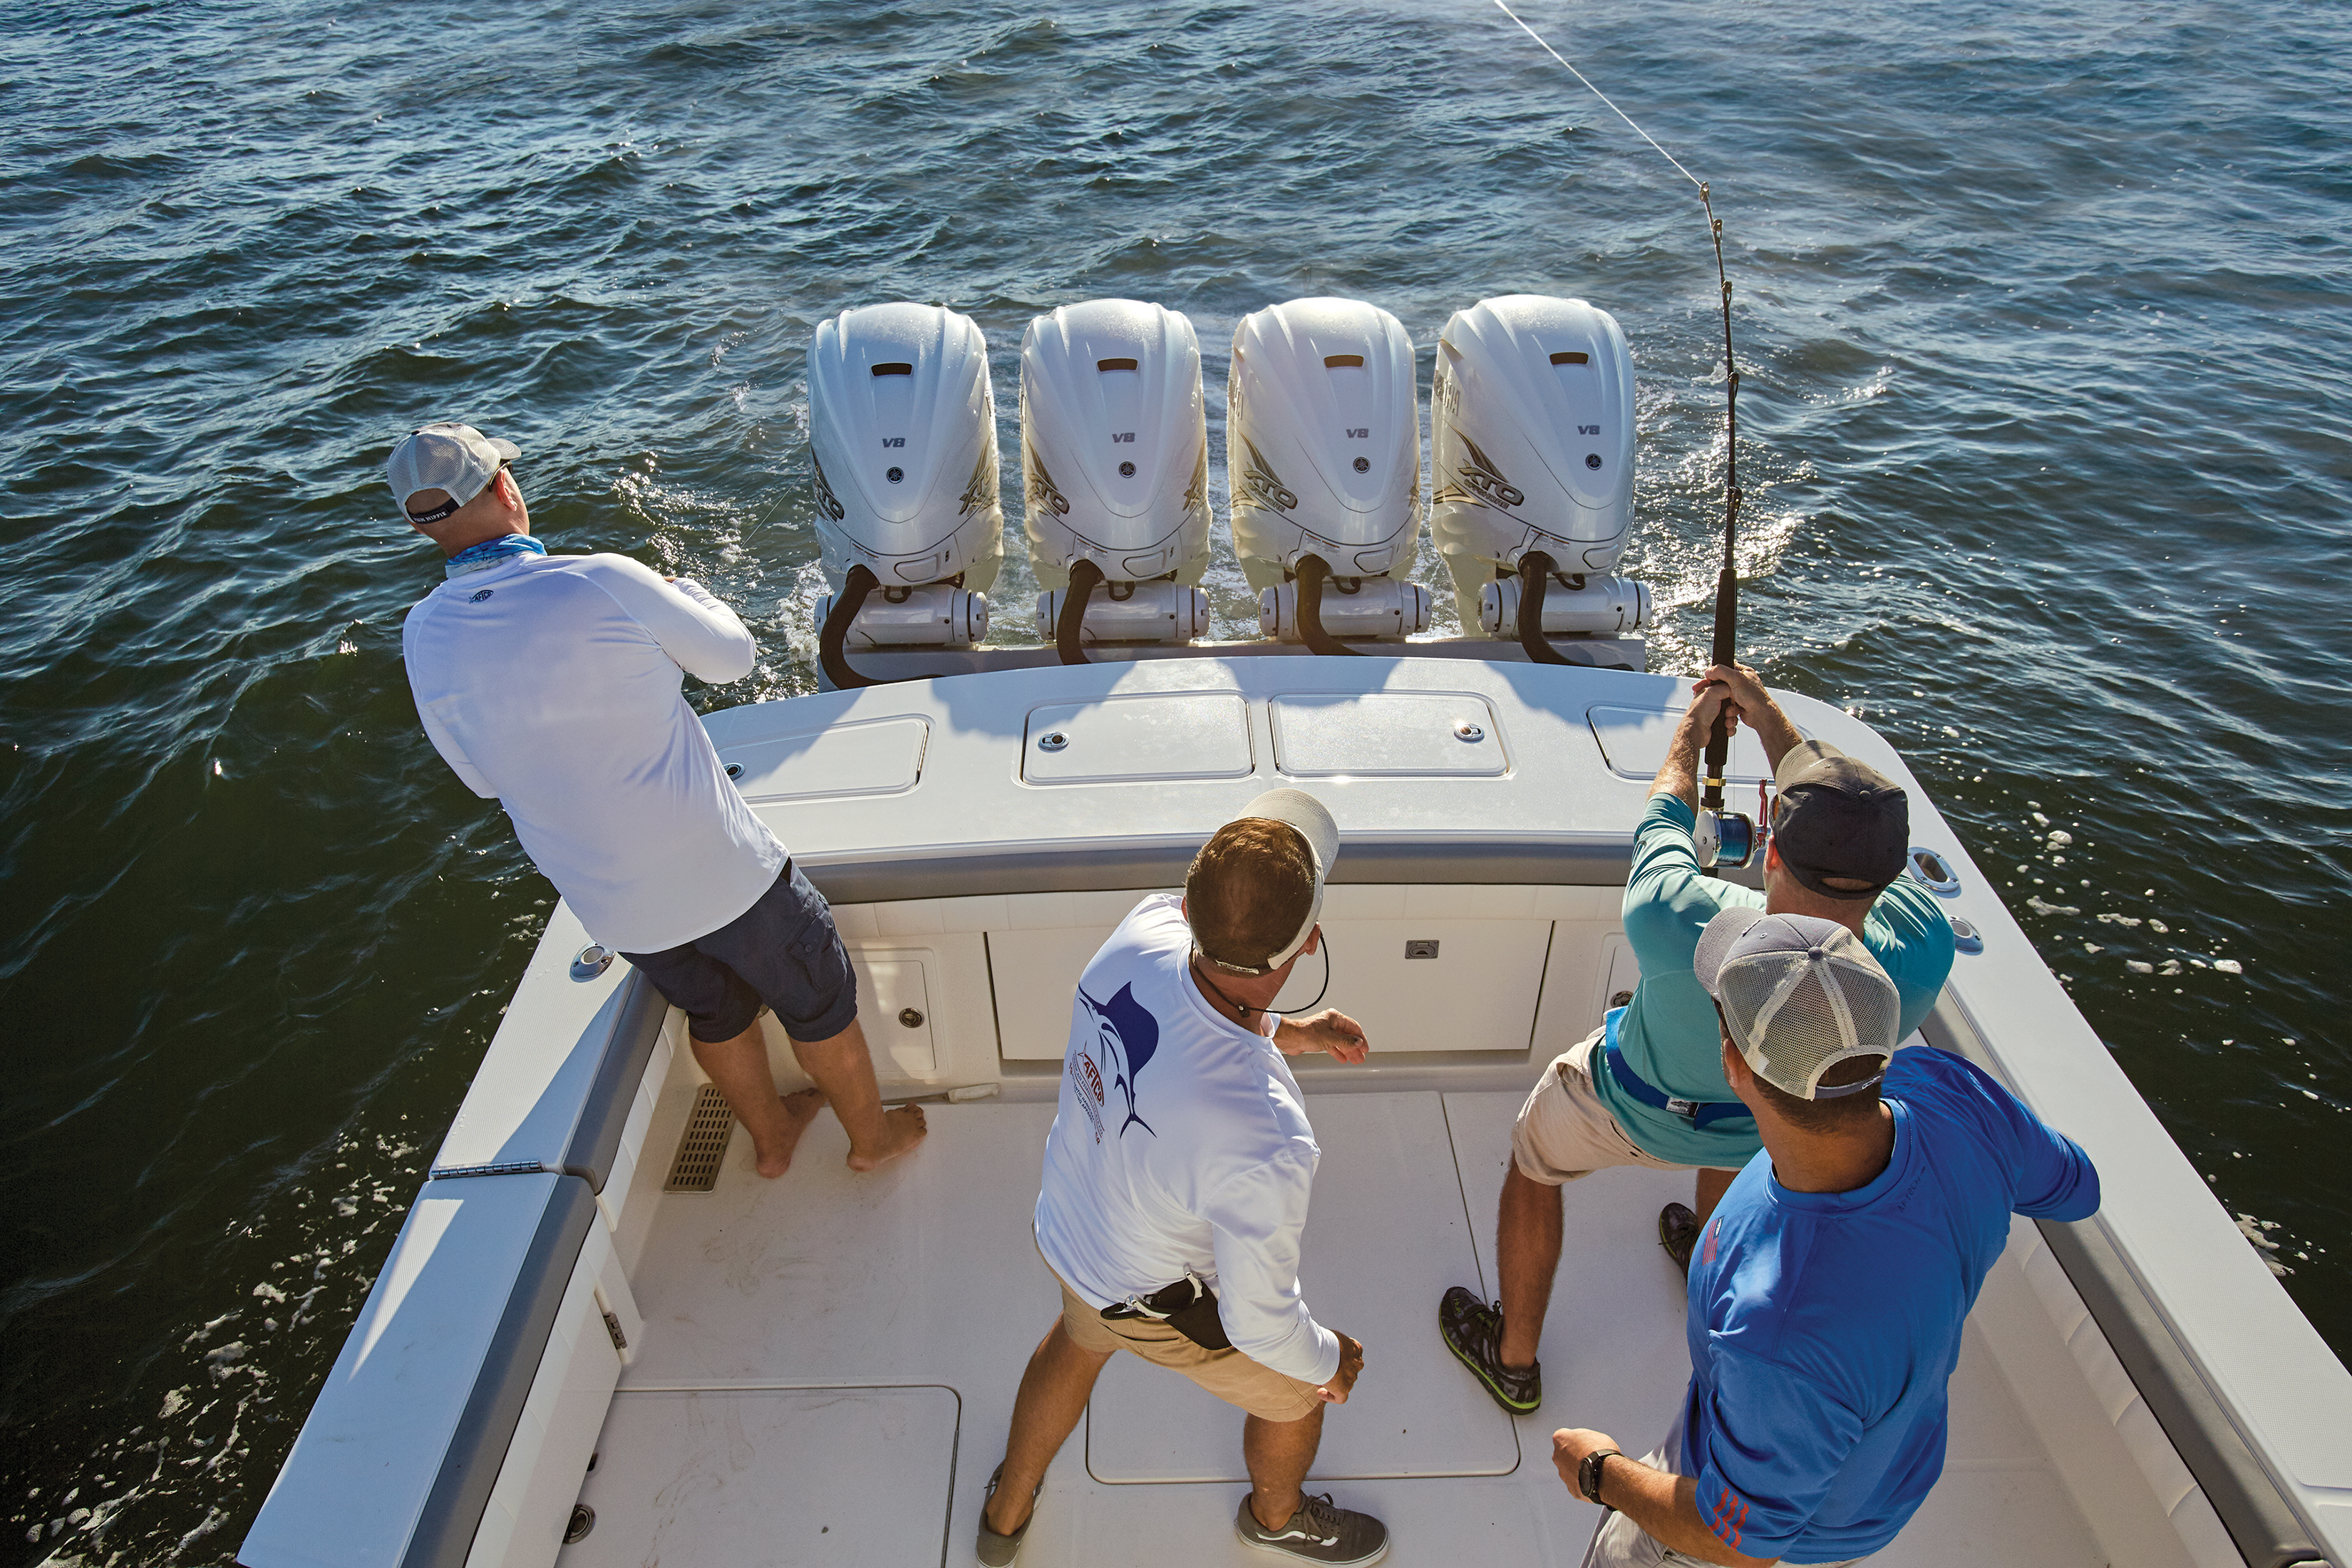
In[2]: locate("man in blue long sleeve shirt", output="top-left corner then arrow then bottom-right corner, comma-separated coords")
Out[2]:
1442,666 -> 1954,1414
1549,909 -> 2098,1566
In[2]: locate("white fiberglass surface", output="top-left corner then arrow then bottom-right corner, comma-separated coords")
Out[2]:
609,1085 -> 2103,1565
619,1099 -> 1058,1391
557,1386 -> 958,1568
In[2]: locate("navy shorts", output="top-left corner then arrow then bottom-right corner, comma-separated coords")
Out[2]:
619,862 -> 860,1045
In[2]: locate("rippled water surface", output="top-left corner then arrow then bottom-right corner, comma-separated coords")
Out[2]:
4,0 -> 2348,1558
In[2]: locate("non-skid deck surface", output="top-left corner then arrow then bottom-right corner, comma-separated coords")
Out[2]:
620,1097 -> 1061,1391
561,1386 -> 959,1567
588,1089 -> 2102,1566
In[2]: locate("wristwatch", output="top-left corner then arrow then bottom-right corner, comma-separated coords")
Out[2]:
1579,1446 -> 1623,1507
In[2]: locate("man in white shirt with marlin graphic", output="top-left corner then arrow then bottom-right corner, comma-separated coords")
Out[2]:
976,790 -> 1388,1567
391,421 -> 924,1180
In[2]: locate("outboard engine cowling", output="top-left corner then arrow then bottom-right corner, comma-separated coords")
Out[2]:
1020,299 -> 1213,652
1430,296 -> 1644,635
806,302 -> 1003,664
1227,298 -> 1427,648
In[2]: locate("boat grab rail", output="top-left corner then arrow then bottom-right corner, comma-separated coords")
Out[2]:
237,1173 -> 599,1568
2035,1214 -> 2326,1568
1920,1004 -> 2323,1568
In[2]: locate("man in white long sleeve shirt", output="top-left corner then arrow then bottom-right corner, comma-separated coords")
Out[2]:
977,790 -> 1388,1568
391,422 -> 924,1177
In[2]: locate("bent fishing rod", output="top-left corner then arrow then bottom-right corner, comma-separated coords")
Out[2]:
1495,1 -> 1755,874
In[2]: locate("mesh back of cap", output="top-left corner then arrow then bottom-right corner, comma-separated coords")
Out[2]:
1719,932 -> 1901,1098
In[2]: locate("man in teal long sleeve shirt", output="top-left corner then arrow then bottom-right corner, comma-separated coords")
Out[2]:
1439,665 -> 1955,1415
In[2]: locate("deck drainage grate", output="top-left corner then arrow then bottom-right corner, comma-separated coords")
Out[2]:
664,1085 -> 736,1192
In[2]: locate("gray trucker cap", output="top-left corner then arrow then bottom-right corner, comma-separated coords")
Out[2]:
1694,907 -> 1899,1100
388,423 -> 520,524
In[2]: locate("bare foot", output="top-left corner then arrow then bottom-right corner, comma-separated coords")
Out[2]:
846,1103 -> 928,1172
753,1088 -> 828,1178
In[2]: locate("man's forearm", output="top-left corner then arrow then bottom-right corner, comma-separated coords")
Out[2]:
1649,706 -> 1713,810
1601,1462 -> 1770,1568
1229,1314 -> 1341,1388
1744,702 -> 1802,775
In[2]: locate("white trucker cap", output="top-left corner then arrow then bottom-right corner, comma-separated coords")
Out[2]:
1693,907 -> 1899,1100
1192,788 -> 1339,974
387,423 -> 520,524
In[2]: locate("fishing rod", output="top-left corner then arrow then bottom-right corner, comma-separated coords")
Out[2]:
1494,1 -> 1758,875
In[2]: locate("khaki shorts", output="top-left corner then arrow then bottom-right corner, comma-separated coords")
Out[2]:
1510,1028 -> 1698,1186
1580,1413 -> 1869,1568
1054,1269 -> 1325,1423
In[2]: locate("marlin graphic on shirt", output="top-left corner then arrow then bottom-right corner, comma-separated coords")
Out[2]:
1077,981 -> 1160,1139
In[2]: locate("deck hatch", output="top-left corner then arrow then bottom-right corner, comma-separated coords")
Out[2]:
1022,692 -> 1254,783
1269,692 -> 1507,778
662,1085 -> 734,1192
1087,1093 -> 1521,1480
1587,703 -> 1778,783
720,716 -> 928,802
557,1387 -> 958,1568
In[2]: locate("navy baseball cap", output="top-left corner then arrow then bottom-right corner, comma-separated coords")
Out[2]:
1770,741 -> 1908,901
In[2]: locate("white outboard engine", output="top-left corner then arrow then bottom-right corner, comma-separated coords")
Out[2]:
807,302 -> 1004,686
1019,299 -> 1213,657
1430,295 -> 1651,660
1227,298 -> 1430,652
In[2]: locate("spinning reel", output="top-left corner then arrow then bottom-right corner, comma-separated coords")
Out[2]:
1696,776 -> 1775,872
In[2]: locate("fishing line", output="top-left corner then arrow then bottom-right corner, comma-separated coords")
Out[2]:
1493,1 -> 1751,867
1492,1 -> 1705,190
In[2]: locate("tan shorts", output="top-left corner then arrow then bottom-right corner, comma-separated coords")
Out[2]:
1510,1028 -> 1697,1185
1580,1413 -> 1869,1567
1054,1269 -> 1325,1423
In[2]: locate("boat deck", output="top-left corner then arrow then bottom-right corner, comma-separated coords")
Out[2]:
244,663 -> 2352,1568
562,1085 -> 2102,1567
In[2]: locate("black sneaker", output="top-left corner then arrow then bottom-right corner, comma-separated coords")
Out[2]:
976,1463 -> 1041,1567
1234,1491 -> 1389,1565
1659,1202 -> 1700,1275
1437,1284 -> 1541,1413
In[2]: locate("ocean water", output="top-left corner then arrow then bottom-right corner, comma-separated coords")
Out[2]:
2,0 -> 2346,1559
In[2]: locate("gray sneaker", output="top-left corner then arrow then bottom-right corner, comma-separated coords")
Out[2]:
976,1463 -> 1041,1567
1234,1492 -> 1390,1565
